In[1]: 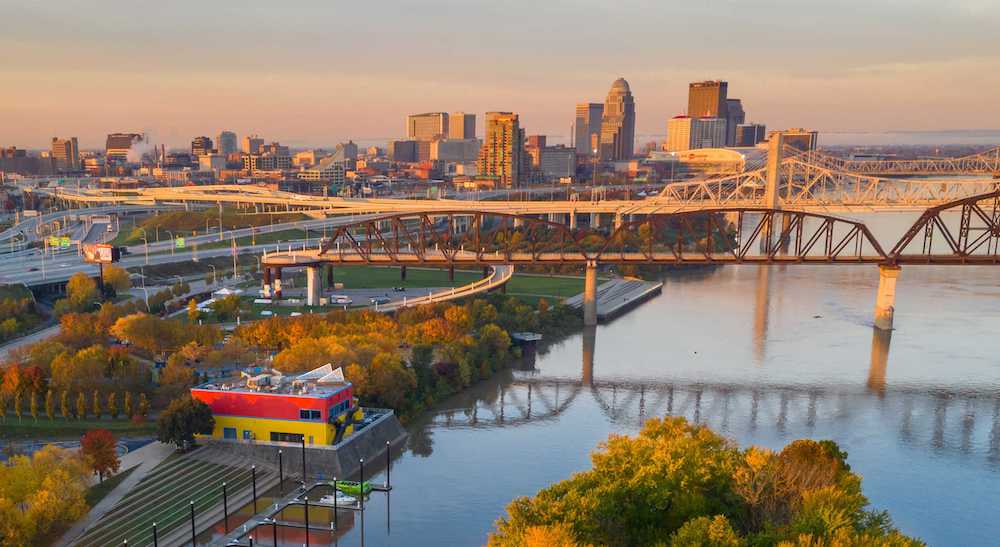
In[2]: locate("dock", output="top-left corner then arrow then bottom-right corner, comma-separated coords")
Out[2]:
564,278 -> 662,322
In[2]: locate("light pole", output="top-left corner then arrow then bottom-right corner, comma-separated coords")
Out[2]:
208,264 -> 217,286
165,230 -> 174,255
138,228 -> 149,265
592,147 -> 598,187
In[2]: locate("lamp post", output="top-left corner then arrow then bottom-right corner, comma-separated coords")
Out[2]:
138,228 -> 149,265
208,264 -> 217,286
165,230 -> 174,255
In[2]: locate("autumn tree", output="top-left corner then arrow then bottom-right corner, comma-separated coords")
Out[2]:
91,389 -> 101,419
107,392 -> 118,419
81,429 -> 120,482
123,392 -> 133,419
44,389 -> 54,420
157,396 -> 214,449
60,272 -> 100,314
29,391 -> 37,421
102,264 -> 131,293
60,391 -> 69,419
187,299 -> 200,322
75,392 -> 86,419
137,393 -> 150,420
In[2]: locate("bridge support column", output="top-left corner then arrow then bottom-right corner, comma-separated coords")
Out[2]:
400,266 -> 407,281
305,266 -> 321,307
448,266 -> 455,282
583,261 -> 598,326
326,265 -> 334,286
614,212 -> 623,231
764,132 -> 785,210
569,211 -> 577,230
274,268 -> 283,299
590,213 -> 600,228
874,265 -> 900,330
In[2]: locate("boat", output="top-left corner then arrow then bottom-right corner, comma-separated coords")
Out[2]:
319,492 -> 357,506
332,480 -> 373,496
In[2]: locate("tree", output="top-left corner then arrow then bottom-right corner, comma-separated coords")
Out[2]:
63,272 -> 100,314
210,294 -> 242,322
13,391 -> 22,421
44,389 -> 54,420
60,391 -> 69,420
29,391 -> 37,421
91,389 -> 101,419
102,264 -> 131,293
158,359 -> 195,400
157,396 -> 214,449
187,299 -> 200,322
137,393 -> 150,420
107,392 -> 118,419
123,392 -> 133,419
80,429 -> 120,482
75,392 -> 86,419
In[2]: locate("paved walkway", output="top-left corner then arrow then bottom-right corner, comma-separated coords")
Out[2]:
59,441 -> 176,546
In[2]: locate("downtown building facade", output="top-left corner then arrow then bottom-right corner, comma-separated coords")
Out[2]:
407,112 -> 449,140
50,137 -> 80,171
598,78 -> 636,161
448,112 -> 476,139
478,112 -> 525,187
217,131 -> 238,155
574,103 -> 603,156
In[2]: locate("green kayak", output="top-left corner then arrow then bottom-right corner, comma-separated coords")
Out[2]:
333,480 -> 373,496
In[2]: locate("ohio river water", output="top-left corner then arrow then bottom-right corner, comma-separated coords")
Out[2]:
206,215 -> 1000,546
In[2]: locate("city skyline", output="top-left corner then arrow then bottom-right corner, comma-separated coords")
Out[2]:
3,1 -> 1000,148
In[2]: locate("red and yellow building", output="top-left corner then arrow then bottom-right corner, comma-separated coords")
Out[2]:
191,365 -> 363,445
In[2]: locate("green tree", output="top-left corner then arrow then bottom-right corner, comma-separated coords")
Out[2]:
107,392 -> 118,419
157,395 -> 215,449
44,389 -> 54,420
75,392 -> 86,419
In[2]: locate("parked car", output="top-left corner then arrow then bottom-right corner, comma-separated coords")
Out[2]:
331,295 -> 353,305
370,296 -> 390,305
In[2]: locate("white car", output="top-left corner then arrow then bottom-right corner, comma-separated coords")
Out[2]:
330,295 -> 352,305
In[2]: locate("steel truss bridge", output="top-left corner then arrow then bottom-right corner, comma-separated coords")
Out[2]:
261,191 -> 1000,268
791,146 -> 1000,176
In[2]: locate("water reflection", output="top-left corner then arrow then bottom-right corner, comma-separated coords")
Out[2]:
868,328 -> 892,395
753,264 -> 771,365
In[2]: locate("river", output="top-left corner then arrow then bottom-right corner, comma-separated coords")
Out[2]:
203,215 -> 1000,546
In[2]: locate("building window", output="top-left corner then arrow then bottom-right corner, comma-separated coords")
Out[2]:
243,430 -> 253,440
223,427 -> 237,440
299,409 -> 321,420
270,432 -> 304,443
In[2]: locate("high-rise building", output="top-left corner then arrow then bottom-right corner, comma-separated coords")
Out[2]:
388,140 -> 418,163
50,137 -> 80,171
191,136 -> 214,156
431,139 -> 480,163
692,118 -> 728,149
725,99 -> 745,147
666,116 -> 694,152
334,141 -> 358,161
598,78 -> 636,161
217,131 -> 238,155
242,135 -> 264,154
105,133 -> 144,164
775,128 -> 819,151
574,103 -> 604,156
449,112 -> 476,139
525,135 -> 547,167
539,146 -> 576,180
478,112 -> 525,187
736,123 -> 767,147
407,112 -> 449,140
688,81 -> 728,119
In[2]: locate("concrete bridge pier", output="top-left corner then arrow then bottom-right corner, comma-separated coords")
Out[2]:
262,267 -> 272,297
583,261 -> 598,326
590,213 -> 601,228
274,267 -> 283,299
614,212 -> 623,231
874,265 -> 901,330
569,211 -> 577,230
305,266 -> 321,306
401,265 -> 407,281
326,265 -> 334,286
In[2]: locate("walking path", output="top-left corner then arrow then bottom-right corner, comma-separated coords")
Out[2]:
59,441 -> 176,545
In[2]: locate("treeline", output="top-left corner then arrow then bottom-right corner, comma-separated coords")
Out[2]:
235,294 -> 579,419
53,271 -> 192,317
0,446 -> 91,545
0,291 -> 43,343
489,417 -> 922,547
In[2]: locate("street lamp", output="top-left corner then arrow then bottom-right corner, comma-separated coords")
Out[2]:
165,230 -> 175,256
138,227 -> 149,265
208,264 -> 217,286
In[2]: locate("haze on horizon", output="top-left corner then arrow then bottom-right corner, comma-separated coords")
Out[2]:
3,0 -> 999,149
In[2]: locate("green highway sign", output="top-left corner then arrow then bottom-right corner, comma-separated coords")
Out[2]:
175,237 -> 185,249
60,236 -> 71,248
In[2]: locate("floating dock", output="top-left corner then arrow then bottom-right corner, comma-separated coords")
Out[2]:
564,278 -> 662,322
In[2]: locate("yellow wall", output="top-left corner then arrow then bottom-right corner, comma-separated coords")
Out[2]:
212,415 -> 336,445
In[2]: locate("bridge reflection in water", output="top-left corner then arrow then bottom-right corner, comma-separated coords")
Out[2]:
424,312 -> 1000,470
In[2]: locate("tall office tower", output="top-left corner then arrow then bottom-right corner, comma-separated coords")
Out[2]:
217,131 -> 238,155
692,118 -> 728,149
598,78 -> 636,161
478,112 -> 525,187
525,135 -> 546,167
775,128 -> 819,151
242,135 -> 264,154
407,112 -> 449,140
448,112 -> 476,139
666,116 -> 694,152
688,80 -> 728,118
388,140 -> 418,162
725,99 -> 745,146
736,123 -> 767,147
574,103 -> 603,155
191,136 -> 214,156
50,137 -> 80,171
105,133 -> 144,163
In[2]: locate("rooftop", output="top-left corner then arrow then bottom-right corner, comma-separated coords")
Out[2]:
193,364 -> 352,398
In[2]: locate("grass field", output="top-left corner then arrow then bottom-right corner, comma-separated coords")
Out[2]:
86,466 -> 137,507
0,417 -> 156,440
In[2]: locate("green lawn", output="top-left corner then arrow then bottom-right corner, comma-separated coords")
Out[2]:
505,274 -> 589,299
0,417 -> 157,440
86,465 -> 137,507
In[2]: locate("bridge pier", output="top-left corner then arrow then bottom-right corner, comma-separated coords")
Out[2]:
569,211 -> 577,230
305,266 -> 321,306
326,265 -> 334,286
274,267 -> 283,299
874,265 -> 900,330
400,266 -> 407,281
583,261 -> 598,326
614,212 -> 623,231
590,213 -> 600,228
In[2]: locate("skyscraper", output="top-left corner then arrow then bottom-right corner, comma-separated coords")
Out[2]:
242,135 -> 264,154
574,103 -> 603,156
725,99 -> 745,146
688,80 -> 728,119
105,133 -> 144,163
736,123 -> 767,147
407,112 -> 449,140
191,136 -> 213,156
666,116 -> 694,152
50,137 -> 79,171
692,118 -> 728,149
217,131 -> 238,155
449,112 -> 476,139
478,112 -> 525,187
598,78 -> 636,161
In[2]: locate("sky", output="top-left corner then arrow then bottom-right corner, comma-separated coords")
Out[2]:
2,0 -> 1000,149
